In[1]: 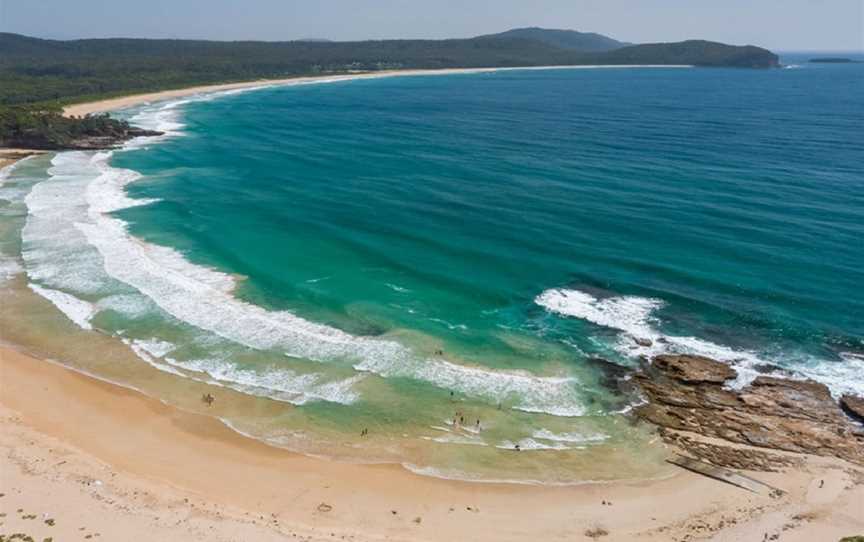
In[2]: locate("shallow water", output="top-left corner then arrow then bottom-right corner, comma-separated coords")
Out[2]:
2,55 -> 862,483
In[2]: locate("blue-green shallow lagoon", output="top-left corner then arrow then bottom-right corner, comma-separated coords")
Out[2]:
3,55 -> 862,483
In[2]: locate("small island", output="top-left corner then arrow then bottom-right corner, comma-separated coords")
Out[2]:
809,57 -> 860,63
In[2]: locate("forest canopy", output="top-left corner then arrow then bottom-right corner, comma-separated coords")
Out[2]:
0,31 -> 779,107
0,30 -> 779,149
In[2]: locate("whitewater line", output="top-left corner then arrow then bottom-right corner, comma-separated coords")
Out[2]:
535,287 -> 864,398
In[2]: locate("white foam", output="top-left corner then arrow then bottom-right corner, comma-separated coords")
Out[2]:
794,354 -> 864,398
0,162 -> 16,186
15,89 -> 590,415
133,338 -> 176,358
422,433 -> 487,446
124,336 -> 364,406
497,438 -> 573,451
125,338 -> 185,377
28,283 -> 94,330
537,287 -> 863,398
538,288 -> 774,388
124,84 -> 276,140
96,293 -> 155,318
0,258 -> 22,284
0,171 -> 33,205
535,288 -> 662,340
127,101 -> 185,136
400,463 -> 559,486
840,352 -> 864,364
175,357 -> 364,405
428,317 -> 468,331
386,283 -> 410,293
84,156 -> 158,214
532,428 -> 608,444
0,154 -> 39,186
355,354 -> 585,416
73,174 -> 586,414
22,152 -> 117,295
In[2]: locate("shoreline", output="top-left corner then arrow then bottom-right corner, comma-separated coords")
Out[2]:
0,148 -> 45,171
2,344 -> 863,541
2,67 -> 863,540
62,65 -> 692,117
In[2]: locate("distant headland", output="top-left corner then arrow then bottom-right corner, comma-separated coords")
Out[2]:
0,28 -> 779,151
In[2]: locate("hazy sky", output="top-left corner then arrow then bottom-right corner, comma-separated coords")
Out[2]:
1,0 -> 862,51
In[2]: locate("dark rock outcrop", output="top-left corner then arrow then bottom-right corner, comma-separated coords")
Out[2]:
4,126 -> 163,151
634,354 -> 864,466
841,395 -> 864,424
633,336 -> 653,347
587,357 -> 631,390
1,106 -> 164,152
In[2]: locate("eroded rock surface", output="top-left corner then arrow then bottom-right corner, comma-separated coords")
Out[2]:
634,354 -> 864,466
651,354 -> 737,384
660,430 -> 803,472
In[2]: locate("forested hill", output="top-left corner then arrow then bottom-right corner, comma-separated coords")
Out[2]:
1,30 -> 779,107
477,27 -> 631,52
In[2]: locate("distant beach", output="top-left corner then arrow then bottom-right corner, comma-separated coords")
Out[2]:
63,65 -> 692,117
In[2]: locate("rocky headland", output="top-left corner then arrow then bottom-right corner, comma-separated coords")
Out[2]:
1,106 -> 163,151
626,354 -> 864,471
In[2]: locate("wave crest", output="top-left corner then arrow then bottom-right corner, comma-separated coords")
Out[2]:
536,287 -> 864,397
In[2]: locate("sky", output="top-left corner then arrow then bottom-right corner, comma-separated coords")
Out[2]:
1,0 -> 862,51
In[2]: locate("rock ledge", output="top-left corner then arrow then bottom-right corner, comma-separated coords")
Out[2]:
633,354 -> 864,468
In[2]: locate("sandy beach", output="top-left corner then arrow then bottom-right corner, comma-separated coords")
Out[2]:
0,148 -> 44,170
1,342 -> 862,541
62,65 -> 690,117
1,71 -> 862,541
62,69 -> 530,117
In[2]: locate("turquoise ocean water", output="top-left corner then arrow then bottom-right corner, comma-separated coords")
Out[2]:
1,55 -> 862,483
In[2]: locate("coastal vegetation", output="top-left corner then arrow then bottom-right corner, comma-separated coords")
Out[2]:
0,30 -> 780,107
0,104 -> 159,149
0,29 -> 779,149
477,27 -> 631,52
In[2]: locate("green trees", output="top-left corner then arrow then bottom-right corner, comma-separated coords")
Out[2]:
0,105 -> 134,149
0,31 -> 779,149
0,32 -> 779,109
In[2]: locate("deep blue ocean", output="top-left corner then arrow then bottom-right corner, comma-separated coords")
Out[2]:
3,54 -> 862,482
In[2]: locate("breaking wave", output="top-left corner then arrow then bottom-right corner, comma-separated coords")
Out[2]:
17,96 -> 590,417
536,287 -> 864,397
28,283 -> 95,330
